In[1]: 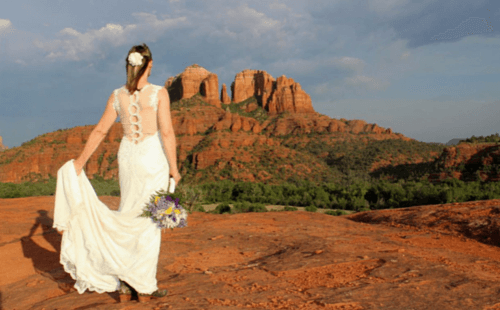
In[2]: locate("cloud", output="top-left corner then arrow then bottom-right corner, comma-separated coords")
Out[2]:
431,17 -> 493,42
269,2 -> 290,11
131,12 -> 187,32
344,75 -> 390,91
225,4 -> 280,38
312,74 -> 390,100
270,56 -> 365,76
368,0 -> 410,15
330,57 -> 366,73
33,13 -> 187,61
0,19 -> 13,36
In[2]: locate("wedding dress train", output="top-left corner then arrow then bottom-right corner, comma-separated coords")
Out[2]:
53,84 -> 172,294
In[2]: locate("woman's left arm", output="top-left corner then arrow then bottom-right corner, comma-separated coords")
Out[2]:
74,92 -> 118,175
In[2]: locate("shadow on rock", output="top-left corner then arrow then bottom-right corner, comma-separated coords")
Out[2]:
21,210 -> 75,293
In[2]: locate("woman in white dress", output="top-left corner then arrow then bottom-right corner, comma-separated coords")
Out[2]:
54,43 -> 181,302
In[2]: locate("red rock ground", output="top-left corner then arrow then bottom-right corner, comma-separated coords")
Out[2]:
1,197 -> 500,309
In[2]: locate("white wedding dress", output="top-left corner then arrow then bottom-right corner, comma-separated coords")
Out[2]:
53,83 -> 173,295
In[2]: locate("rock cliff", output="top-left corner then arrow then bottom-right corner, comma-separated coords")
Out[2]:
220,83 -> 230,104
428,142 -> 500,183
230,69 -> 315,114
0,135 -> 7,151
166,64 -> 221,108
167,67 -> 315,114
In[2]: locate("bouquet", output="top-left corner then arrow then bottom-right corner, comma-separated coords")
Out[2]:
140,191 -> 188,232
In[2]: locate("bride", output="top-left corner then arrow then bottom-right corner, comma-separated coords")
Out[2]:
53,43 -> 181,302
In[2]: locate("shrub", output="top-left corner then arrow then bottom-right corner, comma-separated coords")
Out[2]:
214,203 -> 232,214
284,206 -> 298,211
248,203 -> 267,213
233,201 -> 267,213
305,205 -> 318,212
192,204 -> 206,212
325,210 -> 348,216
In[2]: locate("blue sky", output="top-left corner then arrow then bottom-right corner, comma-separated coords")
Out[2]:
1,0 -> 499,148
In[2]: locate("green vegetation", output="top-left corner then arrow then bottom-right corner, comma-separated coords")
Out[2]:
97,151 -> 106,168
89,174 -> 121,196
3,176 -> 500,217
460,133 -> 500,144
0,174 -> 120,198
192,178 -> 500,212
170,93 -> 211,111
107,153 -> 117,165
220,96 -> 269,123
282,137 -> 447,184
49,140 -> 65,145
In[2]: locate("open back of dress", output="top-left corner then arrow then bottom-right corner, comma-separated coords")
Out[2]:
113,84 -> 161,144
53,83 -> 171,295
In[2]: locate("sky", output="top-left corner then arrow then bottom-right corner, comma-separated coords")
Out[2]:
1,0 -> 500,148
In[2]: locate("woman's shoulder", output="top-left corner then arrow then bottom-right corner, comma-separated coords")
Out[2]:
113,85 -> 127,93
149,83 -> 164,90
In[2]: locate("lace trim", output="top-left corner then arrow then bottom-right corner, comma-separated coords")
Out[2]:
149,85 -> 160,111
60,233 -> 120,294
112,89 -> 121,114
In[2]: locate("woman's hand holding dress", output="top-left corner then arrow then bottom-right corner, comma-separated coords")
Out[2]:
74,160 -> 84,176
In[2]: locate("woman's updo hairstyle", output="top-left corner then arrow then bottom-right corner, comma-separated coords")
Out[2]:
125,43 -> 152,94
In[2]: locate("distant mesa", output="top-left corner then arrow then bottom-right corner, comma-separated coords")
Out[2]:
446,138 -> 466,146
0,136 -> 8,151
165,65 -> 315,114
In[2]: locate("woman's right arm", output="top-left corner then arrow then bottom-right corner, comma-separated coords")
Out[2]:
157,87 -> 181,182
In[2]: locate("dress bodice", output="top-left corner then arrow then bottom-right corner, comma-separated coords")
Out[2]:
112,84 -> 162,144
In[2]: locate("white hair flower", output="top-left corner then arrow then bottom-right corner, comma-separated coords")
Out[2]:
128,52 -> 143,67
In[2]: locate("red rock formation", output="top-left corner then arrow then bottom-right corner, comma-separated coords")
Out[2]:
0,135 -> 8,151
428,142 -> 500,183
165,76 -> 174,88
220,83 -> 230,104
180,64 -> 210,99
245,102 -> 258,113
266,75 -> 315,114
364,123 -> 385,134
328,120 -> 347,133
165,64 -> 211,102
3,196 -> 500,309
230,70 -> 315,115
212,110 -> 261,133
231,69 -> 275,105
200,73 -> 221,108
173,107 -> 224,136
346,120 -> 367,134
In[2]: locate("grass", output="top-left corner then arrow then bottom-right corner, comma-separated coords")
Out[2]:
198,203 -> 354,216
